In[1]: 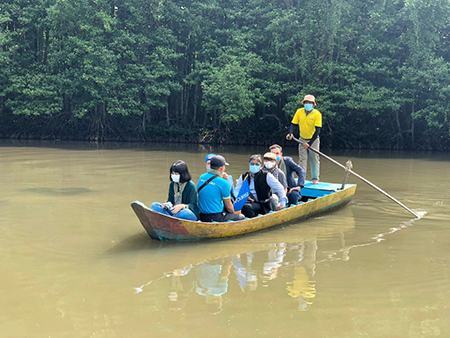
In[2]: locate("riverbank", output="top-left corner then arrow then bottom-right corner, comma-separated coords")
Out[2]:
1,114 -> 448,151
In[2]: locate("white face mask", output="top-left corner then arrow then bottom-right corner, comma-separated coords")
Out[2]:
264,161 -> 275,170
171,174 -> 180,183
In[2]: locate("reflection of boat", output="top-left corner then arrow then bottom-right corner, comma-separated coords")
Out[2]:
132,211 -> 357,314
137,239 -> 322,314
131,182 -> 357,241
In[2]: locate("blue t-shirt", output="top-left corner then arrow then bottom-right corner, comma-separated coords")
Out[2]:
197,172 -> 231,214
195,263 -> 228,297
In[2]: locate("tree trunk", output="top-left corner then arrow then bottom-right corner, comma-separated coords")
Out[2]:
166,98 -> 170,127
411,101 -> 415,148
184,84 -> 190,124
142,111 -> 146,133
192,84 -> 198,126
394,110 -> 403,149
95,102 -> 106,141
63,93 -> 71,116
43,29 -> 49,64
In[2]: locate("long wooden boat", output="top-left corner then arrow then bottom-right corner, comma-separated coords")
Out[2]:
131,181 -> 357,241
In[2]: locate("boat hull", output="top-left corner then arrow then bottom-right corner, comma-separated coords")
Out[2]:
131,183 -> 357,241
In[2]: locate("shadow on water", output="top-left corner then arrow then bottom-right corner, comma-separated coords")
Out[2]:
21,187 -> 94,195
106,232 -> 168,254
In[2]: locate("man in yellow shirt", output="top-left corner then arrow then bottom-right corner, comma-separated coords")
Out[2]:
287,94 -> 322,184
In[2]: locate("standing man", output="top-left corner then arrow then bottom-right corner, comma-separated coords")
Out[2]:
287,94 -> 322,184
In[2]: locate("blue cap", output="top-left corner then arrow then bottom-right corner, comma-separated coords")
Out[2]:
204,153 -> 217,162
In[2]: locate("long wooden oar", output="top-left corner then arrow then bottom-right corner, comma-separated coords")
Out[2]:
290,136 -> 420,218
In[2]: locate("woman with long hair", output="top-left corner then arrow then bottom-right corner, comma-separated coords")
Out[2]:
151,160 -> 199,221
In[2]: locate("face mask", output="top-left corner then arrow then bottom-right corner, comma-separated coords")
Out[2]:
264,161 -> 275,170
304,103 -> 314,112
249,164 -> 261,174
171,174 -> 180,183
275,155 -> 281,162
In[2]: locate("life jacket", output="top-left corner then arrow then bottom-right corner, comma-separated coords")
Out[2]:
242,171 -> 271,202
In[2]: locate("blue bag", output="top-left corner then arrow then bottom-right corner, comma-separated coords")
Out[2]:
233,178 -> 250,211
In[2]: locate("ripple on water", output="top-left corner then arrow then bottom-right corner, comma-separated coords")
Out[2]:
21,187 -> 94,196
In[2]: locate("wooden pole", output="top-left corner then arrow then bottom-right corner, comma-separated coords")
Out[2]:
291,136 -> 420,218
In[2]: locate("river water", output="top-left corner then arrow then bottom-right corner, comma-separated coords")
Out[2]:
0,141 -> 449,337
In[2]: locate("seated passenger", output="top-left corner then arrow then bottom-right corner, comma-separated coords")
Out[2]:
151,160 -> 198,221
262,152 -> 288,189
234,155 -> 287,218
204,153 -> 217,170
270,144 -> 306,205
197,155 -> 244,222
205,153 -> 235,202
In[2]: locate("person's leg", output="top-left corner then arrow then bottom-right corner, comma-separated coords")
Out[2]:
269,194 -> 279,211
151,202 -> 171,215
287,190 -> 301,205
242,203 -> 258,218
200,213 -> 221,222
174,208 -> 198,221
223,212 -> 245,221
309,138 -> 320,182
298,141 -> 308,175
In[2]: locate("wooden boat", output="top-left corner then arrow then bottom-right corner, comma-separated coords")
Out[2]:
131,181 -> 357,241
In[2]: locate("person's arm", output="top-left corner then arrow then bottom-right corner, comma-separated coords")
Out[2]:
186,181 -> 199,216
234,175 -> 243,197
308,111 -> 322,146
221,179 -> 235,213
266,173 -> 287,208
278,170 -> 288,190
308,127 -> 321,146
227,174 -> 235,200
286,157 -> 306,187
289,123 -> 299,138
167,182 -> 174,204
224,198 -> 235,213
287,111 -> 300,139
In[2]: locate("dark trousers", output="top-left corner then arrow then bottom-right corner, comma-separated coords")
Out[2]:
200,212 -> 243,222
287,190 -> 301,205
241,202 -> 270,218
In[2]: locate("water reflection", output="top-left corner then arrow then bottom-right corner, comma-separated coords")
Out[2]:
139,238 -> 322,314
134,209 -> 429,315
195,259 -> 232,314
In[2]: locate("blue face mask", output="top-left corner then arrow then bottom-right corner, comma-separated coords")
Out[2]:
304,103 -> 314,112
276,155 -> 281,162
249,164 -> 261,174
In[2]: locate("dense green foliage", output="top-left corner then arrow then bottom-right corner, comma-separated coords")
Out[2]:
1,0 -> 449,149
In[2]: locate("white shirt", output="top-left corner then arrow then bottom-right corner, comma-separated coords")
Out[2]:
234,171 -> 287,207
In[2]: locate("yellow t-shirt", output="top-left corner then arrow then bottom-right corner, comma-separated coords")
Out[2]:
291,108 -> 322,140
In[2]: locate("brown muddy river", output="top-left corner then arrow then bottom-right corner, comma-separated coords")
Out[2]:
0,141 -> 449,337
